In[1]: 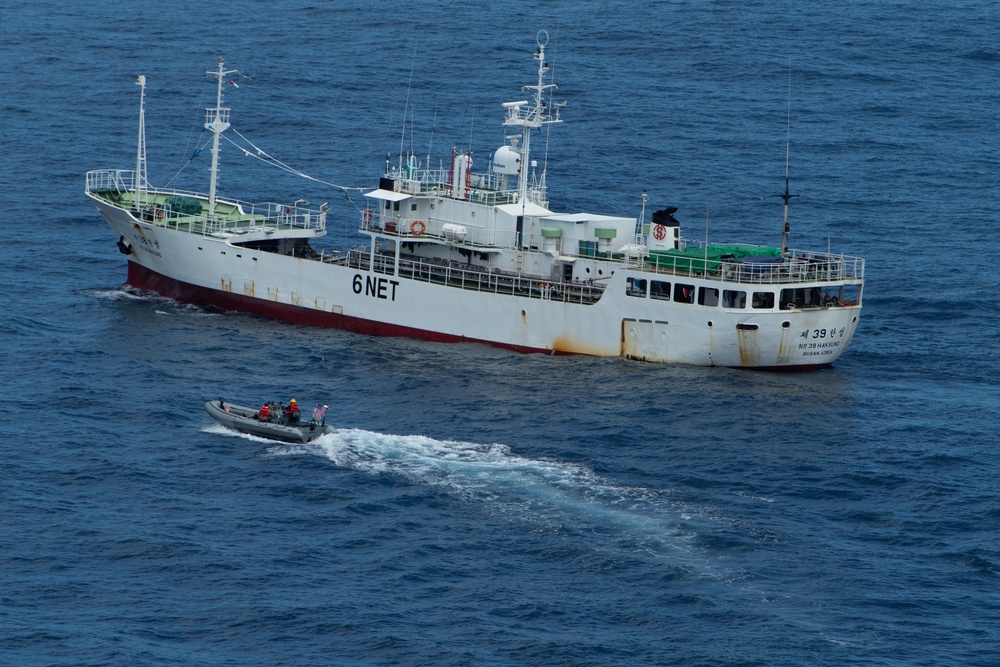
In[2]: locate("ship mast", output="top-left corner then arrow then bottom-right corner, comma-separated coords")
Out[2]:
503,31 -> 561,206
135,75 -> 148,208
776,66 -> 797,255
206,58 -> 237,217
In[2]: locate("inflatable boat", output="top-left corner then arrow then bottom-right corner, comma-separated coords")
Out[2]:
204,399 -> 333,443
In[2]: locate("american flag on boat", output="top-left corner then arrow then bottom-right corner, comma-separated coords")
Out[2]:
313,404 -> 328,424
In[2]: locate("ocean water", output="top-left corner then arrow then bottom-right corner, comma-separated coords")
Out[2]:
3,1 -> 999,665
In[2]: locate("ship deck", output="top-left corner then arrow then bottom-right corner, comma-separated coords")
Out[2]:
87,170 -> 864,295
86,170 -> 325,237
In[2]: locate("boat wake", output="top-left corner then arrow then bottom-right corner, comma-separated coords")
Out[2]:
204,424 -> 766,572
86,286 -> 221,318
288,428 -> 710,563
202,422 -> 275,443
82,287 -> 151,303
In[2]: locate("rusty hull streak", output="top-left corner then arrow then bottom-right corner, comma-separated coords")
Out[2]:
619,320 -> 631,359
776,324 -> 798,361
705,322 -> 716,367
736,327 -> 757,367
551,333 -> 613,357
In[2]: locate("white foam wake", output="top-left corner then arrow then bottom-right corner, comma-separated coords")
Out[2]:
204,424 -> 728,563
298,429 -> 701,560
202,423 -> 275,443
84,287 -> 149,302
87,287 -> 219,317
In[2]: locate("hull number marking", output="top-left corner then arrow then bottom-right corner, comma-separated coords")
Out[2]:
353,274 -> 399,301
798,327 -> 847,356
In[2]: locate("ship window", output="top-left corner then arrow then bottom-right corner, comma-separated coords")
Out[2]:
839,284 -> 861,306
411,203 -> 417,211
674,283 -> 695,303
393,202 -> 400,211
385,201 -> 391,210
626,277 -> 647,297
780,287 -> 824,310
698,287 -> 719,307
723,289 -> 747,308
752,291 -> 775,309
650,280 -> 670,301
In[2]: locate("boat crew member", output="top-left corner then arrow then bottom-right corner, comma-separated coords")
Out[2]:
258,403 -> 271,421
285,399 -> 300,423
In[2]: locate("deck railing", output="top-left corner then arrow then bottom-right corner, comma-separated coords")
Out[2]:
386,165 -> 546,207
620,241 -> 863,284
343,249 -> 604,305
361,214 -> 521,250
85,169 -> 326,235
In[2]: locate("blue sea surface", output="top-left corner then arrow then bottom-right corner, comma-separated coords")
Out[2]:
2,1 -> 999,665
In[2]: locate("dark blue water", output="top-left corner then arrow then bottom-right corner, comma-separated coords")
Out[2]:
3,1 -> 999,665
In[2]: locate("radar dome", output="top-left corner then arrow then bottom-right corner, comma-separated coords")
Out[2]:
492,146 -> 521,175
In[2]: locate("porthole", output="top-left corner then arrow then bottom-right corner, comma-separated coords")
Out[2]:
707,321 -> 713,328
781,321 -> 791,329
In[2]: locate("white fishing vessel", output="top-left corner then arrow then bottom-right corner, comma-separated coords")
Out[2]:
86,34 -> 863,369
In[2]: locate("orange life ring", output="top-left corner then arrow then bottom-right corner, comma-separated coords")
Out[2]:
410,220 -> 426,236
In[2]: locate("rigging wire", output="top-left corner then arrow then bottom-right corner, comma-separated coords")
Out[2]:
167,83 -> 212,187
163,130 -> 211,188
222,126 -> 364,192
399,45 -> 418,170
